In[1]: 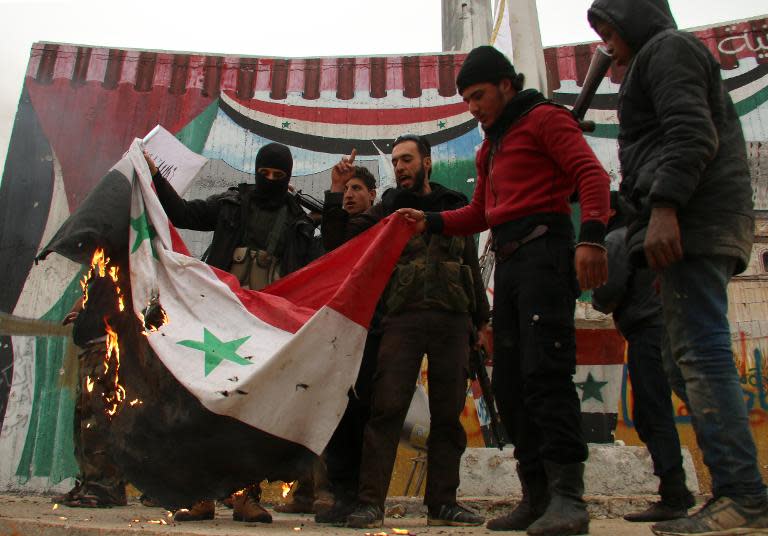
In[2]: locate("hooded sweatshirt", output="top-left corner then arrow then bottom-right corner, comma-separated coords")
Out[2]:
588,0 -> 754,272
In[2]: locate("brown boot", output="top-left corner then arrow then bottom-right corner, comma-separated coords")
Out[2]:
232,487 -> 272,523
173,500 -> 215,522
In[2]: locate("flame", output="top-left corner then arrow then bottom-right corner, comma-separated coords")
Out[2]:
52,504 -> 58,510
393,529 -> 411,535
129,399 -> 143,407
81,248 -> 109,306
281,482 -> 293,498
103,320 -> 126,418
139,297 -> 169,335
80,249 -> 130,419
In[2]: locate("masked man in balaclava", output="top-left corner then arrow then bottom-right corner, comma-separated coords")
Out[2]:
147,142 -> 316,523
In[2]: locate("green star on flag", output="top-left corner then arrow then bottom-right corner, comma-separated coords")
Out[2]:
281,121 -> 291,129
130,211 -> 158,258
178,328 -> 253,376
575,372 -> 609,403
438,120 -> 447,129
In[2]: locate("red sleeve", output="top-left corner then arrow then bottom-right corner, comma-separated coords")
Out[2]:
440,143 -> 491,235
537,106 -> 610,226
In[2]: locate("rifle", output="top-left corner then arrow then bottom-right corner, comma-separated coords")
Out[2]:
290,189 -> 324,213
571,46 -> 612,133
469,335 -> 506,450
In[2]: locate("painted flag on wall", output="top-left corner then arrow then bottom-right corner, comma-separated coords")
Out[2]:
42,140 -> 414,507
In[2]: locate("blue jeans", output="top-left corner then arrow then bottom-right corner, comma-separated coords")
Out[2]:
626,325 -> 685,478
660,255 -> 766,501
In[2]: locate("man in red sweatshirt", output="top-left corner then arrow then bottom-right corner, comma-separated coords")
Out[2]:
401,46 -> 610,536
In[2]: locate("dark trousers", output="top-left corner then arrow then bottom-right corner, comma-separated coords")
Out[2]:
625,325 -> 684,478
492,234 -> 587,467
357,310 -> 470,509
324,333 -> 380,501
73,342 -> 126,502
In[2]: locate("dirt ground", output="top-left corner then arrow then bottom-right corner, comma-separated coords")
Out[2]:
0,494 -> 686,536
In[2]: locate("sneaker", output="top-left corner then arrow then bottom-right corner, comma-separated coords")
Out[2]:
428,503 -> 485,527
346,503 -> 384,528
652,496 -> 768,535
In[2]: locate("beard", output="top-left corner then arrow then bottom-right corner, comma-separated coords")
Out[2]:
400,165 -> 426,194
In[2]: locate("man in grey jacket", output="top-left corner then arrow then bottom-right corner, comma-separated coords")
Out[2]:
589,0 -> 766,534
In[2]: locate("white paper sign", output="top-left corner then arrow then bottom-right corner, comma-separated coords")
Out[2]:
142,125 -> 207,196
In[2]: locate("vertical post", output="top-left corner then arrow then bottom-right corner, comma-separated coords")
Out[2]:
441,0 -> 492,52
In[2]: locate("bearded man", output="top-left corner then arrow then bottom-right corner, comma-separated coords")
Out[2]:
323,135 -> 490,529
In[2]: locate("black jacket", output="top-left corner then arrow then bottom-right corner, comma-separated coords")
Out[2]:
589,0 -> 754,272
592,227 -> 662,337
152,171 -> 315,276
322,182 -> 490,328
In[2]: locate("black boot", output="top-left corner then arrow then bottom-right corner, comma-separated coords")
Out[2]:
624,467 -> 695,522
487,462 -> 549,531
526,462 -> 589,536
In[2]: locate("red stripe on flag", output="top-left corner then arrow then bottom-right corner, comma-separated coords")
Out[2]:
264,214 -> 415,328
164,212 -> 413,333
575,328 -> 626,366
169,223 -> 191,256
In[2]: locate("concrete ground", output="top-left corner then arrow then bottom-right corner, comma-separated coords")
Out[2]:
0,494 -> 684,536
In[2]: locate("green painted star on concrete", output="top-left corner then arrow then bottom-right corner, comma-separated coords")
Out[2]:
438,119 -> 447,129
130,212 -> 158,258
177,328 -> 253,376
575,372 -> 609,403
281,121 -> 291,129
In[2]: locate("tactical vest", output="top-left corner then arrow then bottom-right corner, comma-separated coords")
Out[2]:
382,233 -> 476,316
229,202 -> 289,290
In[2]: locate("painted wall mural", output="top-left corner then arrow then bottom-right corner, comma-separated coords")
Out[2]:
0,14 -> 767,494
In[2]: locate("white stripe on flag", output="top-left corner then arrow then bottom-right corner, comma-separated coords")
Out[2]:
574,364 -> 623,414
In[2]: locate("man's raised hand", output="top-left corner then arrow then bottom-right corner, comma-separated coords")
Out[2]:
330,148 -> 357,192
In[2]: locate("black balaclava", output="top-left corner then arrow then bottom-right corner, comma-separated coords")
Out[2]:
254,143 -> 293,202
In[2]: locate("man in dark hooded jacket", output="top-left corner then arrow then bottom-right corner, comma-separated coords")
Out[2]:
589,1 -> 767,534
147,142 -> 315,524
592,193 -> 694,523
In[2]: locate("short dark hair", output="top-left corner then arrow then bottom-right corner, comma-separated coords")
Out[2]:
351,166 -> 376,190
393,134 -> 431,158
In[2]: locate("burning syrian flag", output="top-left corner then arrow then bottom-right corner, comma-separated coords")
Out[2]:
40,140 -> 414,508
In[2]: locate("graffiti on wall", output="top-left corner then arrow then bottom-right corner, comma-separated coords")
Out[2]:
1,15 -> 767,492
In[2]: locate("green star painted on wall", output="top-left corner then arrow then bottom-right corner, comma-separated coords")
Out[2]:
575,372 -> 609,403
438,120 -> 447,129
281,121 -> 291,129
177,328 -> 253,376
130,212 -> 158,258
